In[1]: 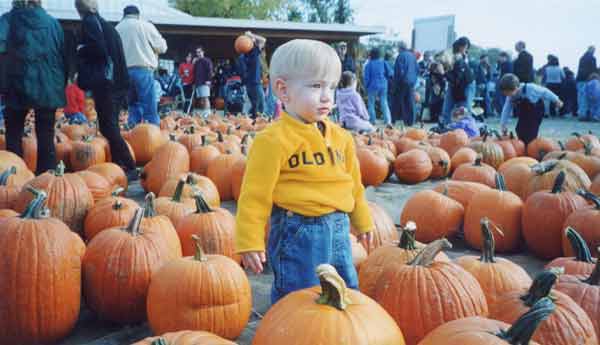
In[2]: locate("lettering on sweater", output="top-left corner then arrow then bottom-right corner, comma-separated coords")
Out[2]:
288,149 -> 345,168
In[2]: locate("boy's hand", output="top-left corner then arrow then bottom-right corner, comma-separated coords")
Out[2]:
357,231 -> 373,252
242,251 -> 266,274
556,100 -> 564,109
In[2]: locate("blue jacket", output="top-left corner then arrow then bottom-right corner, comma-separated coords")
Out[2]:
499,61 -> 513,77
393,50 -> 418,86
363,58 -> 392,92
241,46 -> 261,86
576,52 -> 598,82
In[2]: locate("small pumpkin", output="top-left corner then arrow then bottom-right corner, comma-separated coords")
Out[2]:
128,123 -> 167,165
253,264 -> 406,345
350,202 -> 399,251
499,162 -> 535,200
452,157 -> 497,188
69,136 -> 107,171
450,147 -> 477,173
189,136 -> 221,176
88,162 -> 128,191
356,144 -> 390,187
439,129 -> 469,157
141,192 -> 183,258
141,139 -> 190,195
426,146 -> 451,179
469,133 -> 505,169
206,151 -> 244,201
394,149 -> 432,184
527,137 -> 560,160
561,190 -> 600,259
548,227 -> 596,276
0,166 -> 20,209
432,180 -> 491,208
154,178 -> 195,228
83,188 -> 139,241
498,156 -> 538,174
76,170 -> 113,203
131,331 -> 237,345
158,173 -> 220,208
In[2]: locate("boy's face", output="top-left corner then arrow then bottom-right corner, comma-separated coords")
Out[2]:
275,77 -> 337,123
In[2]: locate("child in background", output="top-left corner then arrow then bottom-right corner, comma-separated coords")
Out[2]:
336,71 -> 375,133
585,73 -> 600,122
235,39 -> 374,304
428,61 -> 446,124
500,73 -> 563,145
64,76 -> 87,123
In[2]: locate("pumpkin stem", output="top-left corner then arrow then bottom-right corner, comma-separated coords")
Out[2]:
0,166 -> 17,186
498,297 -> 556,344
577,189 -> 600,210
551,171 -> 566,194
201,135 -> 208,146
217,131 -> 224,142
367,136 -> 373,146
409,239 -> 452,267
521,268 -> 563,307
565,227 -> 594,263
474,156 -> 482,166
584,248 -> 600,286
193,193 -> 213,213
172,178 -> 186,203
111,187 -> 125,197
480,218 -> 500,263
185,173 -> 197,186
315,264 -> 352,310
125,208 -> 144,236
20,187 -> 49,219
558,140 -> 565,151
191,234 -> 208,262
398,221 -> 418,250
54,161 -> 66,177
495,173 -> 507,191
150,338 -> 168,345
143,192 -> 157,218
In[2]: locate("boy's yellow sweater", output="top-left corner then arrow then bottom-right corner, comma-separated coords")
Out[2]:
235,112 -> 374,253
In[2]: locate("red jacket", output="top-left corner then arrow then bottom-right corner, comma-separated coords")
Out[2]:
179,62 -> 195,86
64,83 -> 85,115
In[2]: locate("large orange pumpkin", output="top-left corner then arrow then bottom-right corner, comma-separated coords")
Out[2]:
372,239 -> 488,345
230,153 -> 247,201
69,136 -> 107,171
141,140 -> 190,195
499,162 -> 535,200
132,331 -> 236,345
147,235 -> 252,340
527,137 -> 560,160
400,190 -> 464,243
15,161 -> 94,235
206,151 -> 243,201
547,227 -> 596,276
452,157 -> 497,187
522,171 -> 588,259
356,145 -> 390,187
419,298 -> 554,345
561,190 -> 600,259
468,134 -> 505,169
88,162 -> 128,192
522,159 -> 591,200
464,174 -> 523,252
76,170 -> 112,203
154,179 -> 195,228
450,147 -> 478,173
490,269 -> 597,345
141,192 -> 183,258
498,156 -> 538,174
0,188 -> 85,345
83,208 -> 180,324
432,180 -> 491,209
128,123 -> 167,165
253,264 -> 406,345
456,218 -> 532,307
83,190 -> 139,241
426,146 -> 451,179
350,201 -> 399,251
189,137 -> 221,176
439,129 -> 469,157
0,166 -> 20,209
394,149 -> 432,184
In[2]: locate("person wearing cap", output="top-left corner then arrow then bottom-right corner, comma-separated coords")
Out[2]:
116,5 -> 167,127
0,0 -> 66,174
391,40 -> 419,126
513,41 -> 534,83
240,30 -> 266,118
337,42 -> 355,73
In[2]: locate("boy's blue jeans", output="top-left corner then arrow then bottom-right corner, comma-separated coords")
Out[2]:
577,82 -> 589,118
267,206 -> 358,305
127,67 -> 160,127
589,97 -> 600,120
368,87 -> 392,125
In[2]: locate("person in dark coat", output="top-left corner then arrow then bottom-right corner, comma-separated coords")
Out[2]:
441,37 -> 475,125
495,52 -> 513,113
338,41 -> 355,73
561,67 -> 578,116
75,0 -> 137,180
575,46 -> 597,120
513,41 -> 534,83
392,41 -> 419,126
1,0 -> 66,175
476,54 -> 493,116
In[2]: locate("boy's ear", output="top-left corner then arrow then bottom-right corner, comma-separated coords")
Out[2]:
274,78 -> 289,102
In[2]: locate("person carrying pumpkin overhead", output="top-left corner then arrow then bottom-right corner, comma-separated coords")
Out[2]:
235,39 -> 374,305
500,73 -> 563,146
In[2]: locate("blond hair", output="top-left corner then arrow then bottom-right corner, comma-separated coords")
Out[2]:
270,39 -> 341,88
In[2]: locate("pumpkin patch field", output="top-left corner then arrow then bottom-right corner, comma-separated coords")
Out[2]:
2,111 -> 600,345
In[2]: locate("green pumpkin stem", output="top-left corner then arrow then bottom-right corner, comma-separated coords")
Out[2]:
558,140 -> 565,150
480,218 -> 498,263
217,131 -> 224,142
172,179 -> 186,202
193,193 -> 213,213
565,227 -> 594,263
410,239 -> 452,267
54,161 -> 66,177
584,248 -> 600,286
20,187 -> 49,219
520,268 -> 563,307
551,171 -> 566,194
474,156 -> 483,166
150,338 -> 168,345
185,173 -> 197,186
495,173 -> 507,191
398,222 -> 417,250
143,192 -> 157,218
126,208 -> 144,236
315,264 -> 351,310
191,234 -> 208,262
577,189 -> 600,210
0,166 -> 17,185
111,187 -> 125,197
498,297 -> 556,344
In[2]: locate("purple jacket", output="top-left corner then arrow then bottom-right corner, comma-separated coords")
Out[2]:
336,87 -> 369,124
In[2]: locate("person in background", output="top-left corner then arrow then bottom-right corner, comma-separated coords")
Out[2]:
2,0 -> 65,175
427,62 -> 446,124
500,73 -> 563,146
495,52 -> 513,113
561,67 -> 578,116
576,46 -> 597,121
542,55 -> 565,117
392,40 -> 419,126
363,47 -> 392,125
337,71 -> 374,133
513,41 -> 534,83
178,52 -> 194,111
116,5 -> 167,127
75,0 -> 137,180
442,37 -> 475,125
476,54 -> 493,116
240,31 -> 267,118
192,46 -> 213,116
338,41 -> 355,73
585,73 -> 600,122
64,76 -> 87,123
418,51 -> 433,77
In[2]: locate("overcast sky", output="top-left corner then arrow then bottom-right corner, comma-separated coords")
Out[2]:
351,0 -> 599,70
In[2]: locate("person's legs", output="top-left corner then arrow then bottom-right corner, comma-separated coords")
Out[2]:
264,82 -> 276,117
5,107 -> 26,158
577,82 -> 589,119
127,68 -> 142,128
403,83 -> 416,126
246,83 -> 259,118
379,87 -> 392,125
256,85 -> 266,115
465,81 -> 476,116
137,69 -> 159,125
367,90 -> 377,124
441,89 -> 455,125
33,108 -> 56,175
94,87 -> 136,171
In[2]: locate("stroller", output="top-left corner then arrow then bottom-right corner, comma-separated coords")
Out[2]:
223,76 -> 245,114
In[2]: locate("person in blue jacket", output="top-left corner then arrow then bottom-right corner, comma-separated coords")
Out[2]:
391,41 -> 419,126
363,47 -> 392,125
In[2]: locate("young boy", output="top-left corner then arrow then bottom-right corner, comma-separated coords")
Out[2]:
336,71 -> 375,133
500,73 -> 563,145
585,73 -> 600,121
64,76 -> 88,124
235,39 -> 374,304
